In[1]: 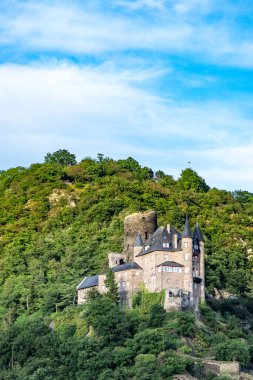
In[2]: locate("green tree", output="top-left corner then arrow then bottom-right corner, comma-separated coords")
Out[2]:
44,149 -> 77,166
176,312 -> 196,337
105,268 -> 119,304
177,168 -> 209,192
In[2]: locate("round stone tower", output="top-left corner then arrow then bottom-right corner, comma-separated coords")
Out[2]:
123,211 -> 157,261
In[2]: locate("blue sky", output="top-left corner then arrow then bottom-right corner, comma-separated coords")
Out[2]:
1,0 -> 253,190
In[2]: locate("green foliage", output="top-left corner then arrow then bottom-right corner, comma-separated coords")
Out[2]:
44,149 -> 77,166
147,304 -> 166,327
0,151 -> 253,377
132,289 -> 165,314
104,268 -> 119,304
214,339 -> 250,366
176,312 -> 196,337
85,296 -> 134,345
178,168 -> 209,192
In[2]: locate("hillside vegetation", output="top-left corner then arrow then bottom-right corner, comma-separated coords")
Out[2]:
0,150 -> 253,378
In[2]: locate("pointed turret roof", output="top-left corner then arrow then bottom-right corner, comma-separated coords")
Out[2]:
182,214 -> 191,238
145,235 -> 153,246
193,222 -> 204,241
135,232 -> 144,247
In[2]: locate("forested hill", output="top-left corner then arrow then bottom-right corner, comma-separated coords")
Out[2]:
0,150 -> 253,319
1,150 -> 253,379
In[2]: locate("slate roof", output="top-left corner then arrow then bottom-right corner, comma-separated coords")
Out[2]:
136,226 -> 182,257
157,261 -> 184,267
193,222 -> 204,242
112,262 -> 142,273
182,214 -> 191,238
135,232 -> 144,247
77,275 -> 98,290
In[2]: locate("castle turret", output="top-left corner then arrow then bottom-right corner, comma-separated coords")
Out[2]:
193,222 -> 204,242
181,215 -> 193,300
134,232 -> 144,257
193,222 -> 205,301
123,211 -> 157,261
182,214 -> 191,238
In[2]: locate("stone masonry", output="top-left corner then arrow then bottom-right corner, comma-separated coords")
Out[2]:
77,211 -> 205,310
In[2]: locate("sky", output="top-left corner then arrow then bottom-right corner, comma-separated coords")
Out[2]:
1,0 -> 253,190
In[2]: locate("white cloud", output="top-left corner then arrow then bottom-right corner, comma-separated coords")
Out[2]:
1,1 -> 253,68
178,144 -> 253,190
1,62 -> 253,190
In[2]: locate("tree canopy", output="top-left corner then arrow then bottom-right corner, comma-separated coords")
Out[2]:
44,149 -> 77,166
178,168 -> 210,192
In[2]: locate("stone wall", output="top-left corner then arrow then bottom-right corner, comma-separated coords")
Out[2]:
78,286 -> 98,304
123,211 -> 157,260
203,360 -> 240,377
108,252 -> 126,268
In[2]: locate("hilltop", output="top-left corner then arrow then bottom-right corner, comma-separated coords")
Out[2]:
0,150 -> 253,378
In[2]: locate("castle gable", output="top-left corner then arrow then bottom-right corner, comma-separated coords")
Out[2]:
77,275 -> 98,290
136,225 -> 182,256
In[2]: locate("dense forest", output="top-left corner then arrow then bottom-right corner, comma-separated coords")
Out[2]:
0,149 -> 253,379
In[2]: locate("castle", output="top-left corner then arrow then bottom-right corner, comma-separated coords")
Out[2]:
77,211 -> 205,311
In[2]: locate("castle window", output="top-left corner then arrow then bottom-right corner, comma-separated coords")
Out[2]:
164,254 -> 168,261
184,242 -> 188,248
163,266 -> 172,272
162,266 -> 182,273
136,271 -> 139,276
145,232 -> 148,239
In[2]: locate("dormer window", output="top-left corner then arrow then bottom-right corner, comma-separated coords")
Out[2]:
163,242 -> 170,248
163,266 -> 182,273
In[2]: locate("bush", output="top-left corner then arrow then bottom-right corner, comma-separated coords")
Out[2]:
214,339 -> 250,366
176,312 -> 196,337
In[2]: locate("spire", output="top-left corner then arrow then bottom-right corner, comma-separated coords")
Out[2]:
145,234 -> 153,246
193,222 -> 204,242
134,232 -> 143,247
182,214 -> 191,238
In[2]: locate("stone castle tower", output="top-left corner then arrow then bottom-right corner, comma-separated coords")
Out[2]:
123,211 -> 157,260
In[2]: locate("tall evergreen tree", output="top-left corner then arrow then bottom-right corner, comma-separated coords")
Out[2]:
105,268 -> 119,304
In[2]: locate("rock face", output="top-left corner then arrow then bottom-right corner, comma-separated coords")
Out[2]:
123,211 -> 157,260
203,360 -> 240,377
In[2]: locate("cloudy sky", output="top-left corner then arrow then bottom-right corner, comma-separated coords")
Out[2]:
1,0 -> 253,190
